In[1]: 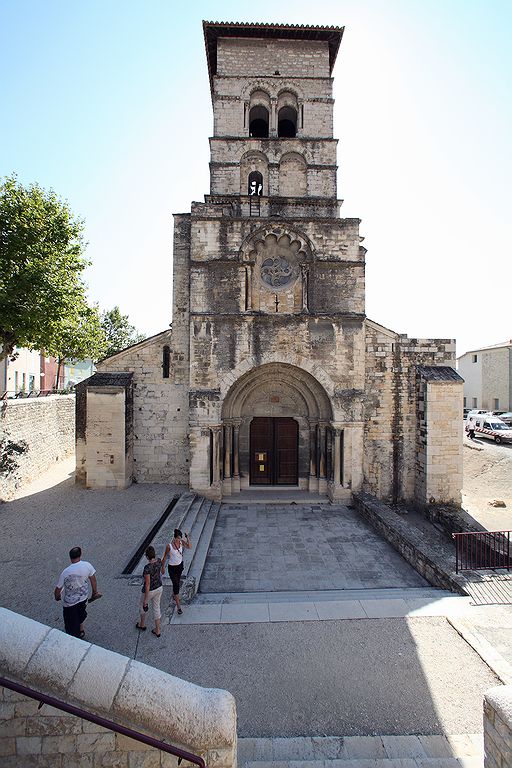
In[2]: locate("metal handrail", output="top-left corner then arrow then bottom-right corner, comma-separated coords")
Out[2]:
0,676 -> 206,768
452,530 -> 511,573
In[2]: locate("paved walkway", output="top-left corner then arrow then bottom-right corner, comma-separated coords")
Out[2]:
200,502 -> 428,593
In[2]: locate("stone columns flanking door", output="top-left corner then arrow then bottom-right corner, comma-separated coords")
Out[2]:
308,419 -> 319,492
222,421 -> 233,495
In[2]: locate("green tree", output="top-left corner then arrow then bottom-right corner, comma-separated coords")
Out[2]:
54,303 -> 107,388
101,306 -> 145,358
0,174 -> 104,363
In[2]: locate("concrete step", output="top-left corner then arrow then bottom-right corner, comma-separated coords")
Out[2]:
195,587 -> 451,605
238,735 -> 483,767
182,497 -> 214,577
132,491 -> 196,575
181,500 -> 221,602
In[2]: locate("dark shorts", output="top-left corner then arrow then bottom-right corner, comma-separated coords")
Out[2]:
63,600 -> 87,637
168,563 -> 184,595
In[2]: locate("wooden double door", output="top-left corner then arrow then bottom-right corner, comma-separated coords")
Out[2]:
250,417 -> 298,485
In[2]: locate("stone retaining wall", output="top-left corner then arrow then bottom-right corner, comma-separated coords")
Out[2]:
0,395 -> 75,501
484,686 -> 512,767
353,492 -> 467,594
0,608 -> 237,768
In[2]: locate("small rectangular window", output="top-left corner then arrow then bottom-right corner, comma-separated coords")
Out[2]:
472,397 -> 477,408
494,398 -> 499,410
472,354 -> 478,363
463,397 -> 467,407
29,375 -> 35,392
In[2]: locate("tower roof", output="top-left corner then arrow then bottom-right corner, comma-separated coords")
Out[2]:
203,20 -> 344,91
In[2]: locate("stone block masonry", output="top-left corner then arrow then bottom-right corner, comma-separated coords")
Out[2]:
0,607 -> 237,768
484,686 -> 512,767
0,395 -> 74,501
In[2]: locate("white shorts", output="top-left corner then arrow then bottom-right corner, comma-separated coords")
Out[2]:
140,586 -> 163,620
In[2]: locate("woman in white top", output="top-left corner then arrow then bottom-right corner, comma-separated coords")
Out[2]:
161,528 -> 191,614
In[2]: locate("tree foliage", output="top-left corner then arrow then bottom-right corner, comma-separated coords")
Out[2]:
0,174 -> 105,362
100,306 -> 145,359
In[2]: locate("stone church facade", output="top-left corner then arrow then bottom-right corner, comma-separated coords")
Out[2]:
76,21 -> 463,507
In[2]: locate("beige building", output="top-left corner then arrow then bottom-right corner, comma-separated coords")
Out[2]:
458,340 -> 512,412
76,21 -> 463,507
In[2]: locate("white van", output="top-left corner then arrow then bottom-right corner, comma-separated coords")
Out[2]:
467,415 -> 512,444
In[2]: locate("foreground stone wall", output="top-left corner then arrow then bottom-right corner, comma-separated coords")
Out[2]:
0,395 -> 74,501
484,686 -> 512,768
0,608 -> 237,768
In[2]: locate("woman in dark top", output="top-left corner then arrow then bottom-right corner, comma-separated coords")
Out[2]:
136,545 -> 163,637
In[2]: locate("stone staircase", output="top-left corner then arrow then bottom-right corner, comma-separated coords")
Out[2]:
238,735 -> 483,767
132,491 -> 220,601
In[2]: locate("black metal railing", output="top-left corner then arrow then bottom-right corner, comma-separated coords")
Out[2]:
452,530 -> 511,573
0,677 -> 206,767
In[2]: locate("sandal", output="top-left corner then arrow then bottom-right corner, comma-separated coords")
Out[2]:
79,630 -> 86,639
177,608 -> 183,615
151,629 -> 161,637
136,623 -> 146,631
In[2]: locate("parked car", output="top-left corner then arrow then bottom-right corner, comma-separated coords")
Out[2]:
465,409 -> 492,421
466,416 -> 512,444
498,412 -> 512,425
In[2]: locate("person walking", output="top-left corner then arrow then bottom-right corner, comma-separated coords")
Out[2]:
467,417 -> 476,440
54,546 -> 102,638
161,529 -> 191,615
136,545 -> 163,637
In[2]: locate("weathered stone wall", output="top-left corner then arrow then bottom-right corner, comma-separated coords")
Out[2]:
98,333 -> 189,485
0,607 -> 237,768
484,686 -> 512,768
217,38 -> 330,80
415,377 -> 463,507
363,321 -> 458,504
0,395 -> 74,501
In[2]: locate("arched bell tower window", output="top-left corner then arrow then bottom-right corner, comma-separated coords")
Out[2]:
162,345 -> 170,379
249,106 -> 269,138
248,171 -> 263,196
278,106 -> 297,138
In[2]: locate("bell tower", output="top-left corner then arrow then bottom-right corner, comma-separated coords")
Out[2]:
203,21 -> 343,219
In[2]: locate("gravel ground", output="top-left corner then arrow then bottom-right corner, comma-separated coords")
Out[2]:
0,458 -> 503,738
462,434 -> 512,530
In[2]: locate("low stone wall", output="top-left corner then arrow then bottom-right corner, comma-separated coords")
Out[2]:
0,395 -> 75,501
484,686 -> 512,767
0,608 -> 237,768
353,492 -> 467,594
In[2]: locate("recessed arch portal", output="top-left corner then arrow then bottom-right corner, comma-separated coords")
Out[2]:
222,363 -> 332,421
220,363 -> 333,492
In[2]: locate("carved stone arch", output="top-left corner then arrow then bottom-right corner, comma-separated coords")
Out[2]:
279,151 -> 307,196
239,223 -> 314,265
247,89 -> 271,138
221,362 -> 333,421
277,90 -> 299,137
239,150 -> 269,196
241,81 -> 278,101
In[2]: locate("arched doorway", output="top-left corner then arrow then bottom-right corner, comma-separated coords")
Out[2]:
220,362 -> 334,495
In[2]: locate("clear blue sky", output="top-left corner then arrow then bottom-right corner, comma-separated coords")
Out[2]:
1,0 -> 511,356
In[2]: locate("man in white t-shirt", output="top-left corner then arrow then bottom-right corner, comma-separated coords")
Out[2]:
54,547 -> 102,638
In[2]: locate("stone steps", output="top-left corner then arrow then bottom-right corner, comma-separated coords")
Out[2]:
181,499 -> 221,601
238,735 -> 483,767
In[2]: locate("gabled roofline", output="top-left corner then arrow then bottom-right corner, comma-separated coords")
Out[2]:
97,329 -> 171,365
203,20 -> 344,93
457,340 -> 512,359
